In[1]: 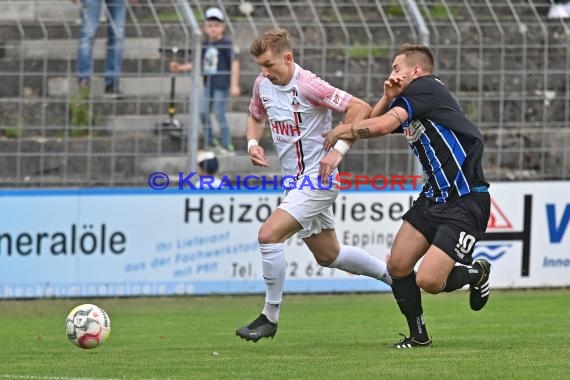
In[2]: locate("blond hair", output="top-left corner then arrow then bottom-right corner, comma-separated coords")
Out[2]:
250,28 -> 293,57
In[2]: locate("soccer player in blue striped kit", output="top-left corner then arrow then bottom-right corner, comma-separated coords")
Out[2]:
324,44 -> 492,348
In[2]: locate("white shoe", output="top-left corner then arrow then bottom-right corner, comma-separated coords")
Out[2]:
215,144 -> 236,156
548,4 -> 570,19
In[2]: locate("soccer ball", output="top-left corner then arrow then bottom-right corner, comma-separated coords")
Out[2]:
65,304 -> 111,349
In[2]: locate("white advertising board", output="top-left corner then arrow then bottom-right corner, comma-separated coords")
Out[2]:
0,182 -> 568,298
478,182 -> 570,287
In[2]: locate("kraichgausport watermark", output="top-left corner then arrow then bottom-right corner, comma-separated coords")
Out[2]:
148,171 -> 422,191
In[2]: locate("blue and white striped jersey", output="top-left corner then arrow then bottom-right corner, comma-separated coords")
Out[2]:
389,75 -> 489,203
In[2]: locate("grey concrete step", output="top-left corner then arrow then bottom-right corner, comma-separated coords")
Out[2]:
107,113 -> 249,138
0,22 -> 168,41
0,58 -> 166,76
0,97 -> 174,128
48,75 -> 189,97
47,74 -> 260,99
0,1 -> 80,22
138,154 -> 282,179
0,1 -> 176,24
4,38 -> 160,61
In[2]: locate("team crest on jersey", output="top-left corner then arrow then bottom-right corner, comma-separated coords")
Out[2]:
403,119 -> 426,143
291,89 -> 300,111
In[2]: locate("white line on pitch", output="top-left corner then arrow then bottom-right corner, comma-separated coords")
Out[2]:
0,375 -> 122,380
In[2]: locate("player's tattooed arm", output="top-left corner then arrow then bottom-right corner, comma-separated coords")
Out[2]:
323,106 -> 407,150
351,124 -> 372,139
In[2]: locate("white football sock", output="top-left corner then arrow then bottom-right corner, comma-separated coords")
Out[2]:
329,244 -> 392,285
262,303 -> 281,325
260,243 -> 286,323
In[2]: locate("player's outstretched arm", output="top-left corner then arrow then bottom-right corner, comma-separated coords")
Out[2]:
317,97 -> 370,180
326,96 -> 372,155
317,97 -> 370,181
323,106 -> 408,151
246,115 -> 269,167
343,96 -> 372,126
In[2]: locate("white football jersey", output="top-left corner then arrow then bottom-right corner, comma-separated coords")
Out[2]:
249,64 -> 352,179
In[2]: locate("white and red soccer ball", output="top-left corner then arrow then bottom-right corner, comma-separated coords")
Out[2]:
65,304 -> 111,349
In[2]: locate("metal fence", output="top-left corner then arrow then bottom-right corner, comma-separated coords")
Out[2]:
0,0 -> 568,187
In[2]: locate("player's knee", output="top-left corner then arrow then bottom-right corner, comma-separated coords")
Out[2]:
315,255 -> 334,267
387,260 -> 396,275
257,230 -> 274,245
387,260 -> 408,277
257,224 -> 281,245
416,273 -> 443,294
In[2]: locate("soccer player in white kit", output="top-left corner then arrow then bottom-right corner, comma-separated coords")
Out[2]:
235,28 -> 392,342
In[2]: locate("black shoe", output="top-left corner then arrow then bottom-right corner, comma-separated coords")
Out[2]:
393,334 -> 432,349
470,259 -> 491,311
235,314 -> 277,342
104,84 -> 125,100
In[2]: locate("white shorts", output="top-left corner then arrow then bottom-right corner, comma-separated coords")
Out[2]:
278,186 -> 339,239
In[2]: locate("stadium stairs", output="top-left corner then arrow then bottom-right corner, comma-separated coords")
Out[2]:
0,0 -> 568,186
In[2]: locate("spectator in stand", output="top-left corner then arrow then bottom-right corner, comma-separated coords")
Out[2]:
170,7 -> 241,155
196,150 -> 222,189
73,0 -> 138,98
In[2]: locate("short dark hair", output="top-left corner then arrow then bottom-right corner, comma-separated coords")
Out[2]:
250,28 -> 293,57
396,44 -> 435,73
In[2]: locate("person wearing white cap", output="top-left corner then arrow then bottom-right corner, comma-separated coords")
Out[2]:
196,150 -> 222,188
170,7 -> 241,155
204,7 -> 224,22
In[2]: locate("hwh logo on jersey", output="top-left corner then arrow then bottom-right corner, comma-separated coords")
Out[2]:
455,231 -> 476,259
271,120 -> 301,137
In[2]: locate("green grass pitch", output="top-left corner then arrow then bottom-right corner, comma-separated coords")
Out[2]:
1,289 -> 569,379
